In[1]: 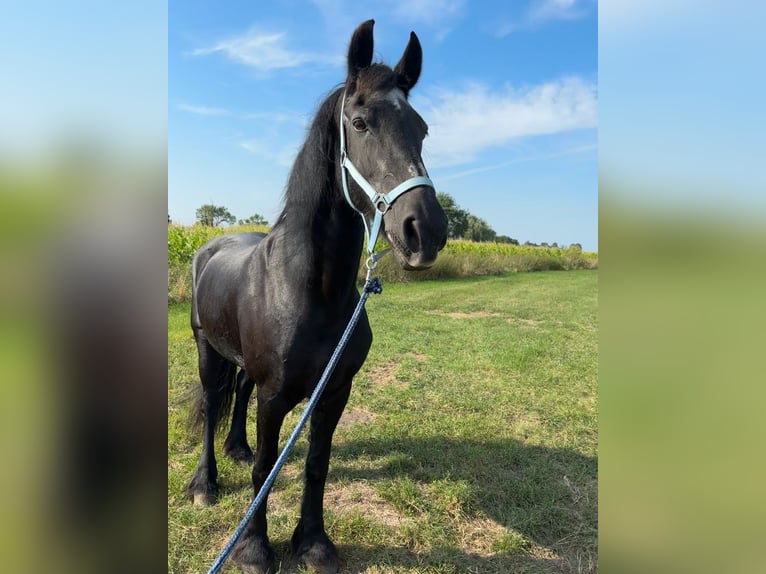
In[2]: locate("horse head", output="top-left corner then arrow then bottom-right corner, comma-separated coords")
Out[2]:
340,19 -> 448,270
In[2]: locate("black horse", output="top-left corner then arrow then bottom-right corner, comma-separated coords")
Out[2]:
187,20 -> 448,574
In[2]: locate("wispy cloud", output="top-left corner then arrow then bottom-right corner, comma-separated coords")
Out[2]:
416,76 -> 597,168
240,138 -> 298,168
497,0 -> 592,36
178,104 -> 229,116
437,144 -> 596,182
307,0 -> 466,43
529,0 -> 585,22
390,0 -> 465,23
189,29 -> 340,71
387,0 -> 465,41
176,103 -> 308,126
242,110 -> 309,128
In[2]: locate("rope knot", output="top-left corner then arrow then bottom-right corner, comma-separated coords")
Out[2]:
364,277 -> 383,294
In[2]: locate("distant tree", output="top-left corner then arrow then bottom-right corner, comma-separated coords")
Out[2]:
524,241 -> 538,247
551,242 -> 559,248
196,204 -> 236,227
168,213 -> 171,224
464,215 -> 497,242
569,243 -> 583,251
496,235 -> 519,245
436,192 -> 469,239
238,213 -> 269,226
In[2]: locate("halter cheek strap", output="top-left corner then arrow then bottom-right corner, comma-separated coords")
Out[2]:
339,90 -> 435,260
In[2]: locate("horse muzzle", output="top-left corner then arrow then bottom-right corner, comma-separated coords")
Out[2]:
386,187 -> 448,270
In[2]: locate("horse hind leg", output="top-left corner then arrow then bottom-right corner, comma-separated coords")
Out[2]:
186,334 -> 237,506
224,369 -> 256,463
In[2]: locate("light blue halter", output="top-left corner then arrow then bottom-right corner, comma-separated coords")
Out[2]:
339,90 -> 435,265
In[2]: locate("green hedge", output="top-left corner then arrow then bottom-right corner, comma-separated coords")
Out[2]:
358,241 -> 596,283
168,226 -> 597,302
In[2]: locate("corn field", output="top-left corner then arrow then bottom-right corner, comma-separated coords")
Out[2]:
167,225 -> 597,302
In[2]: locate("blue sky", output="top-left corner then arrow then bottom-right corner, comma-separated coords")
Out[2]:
169,0 -> 597,250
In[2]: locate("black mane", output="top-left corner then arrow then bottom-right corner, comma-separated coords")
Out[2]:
272,87 -> 345,231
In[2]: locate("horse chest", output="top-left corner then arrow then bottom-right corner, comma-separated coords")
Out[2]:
309,311 -> 370,360
248,311 -> 372,397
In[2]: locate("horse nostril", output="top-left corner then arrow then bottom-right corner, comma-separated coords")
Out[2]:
403,216 -> 420,253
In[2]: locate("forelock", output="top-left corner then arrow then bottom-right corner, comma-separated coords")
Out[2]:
354,64 -> 399,96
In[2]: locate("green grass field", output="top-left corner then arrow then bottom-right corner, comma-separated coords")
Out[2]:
168,271 -> 598,573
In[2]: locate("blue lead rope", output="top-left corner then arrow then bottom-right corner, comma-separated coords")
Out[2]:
206,276 -> 382,574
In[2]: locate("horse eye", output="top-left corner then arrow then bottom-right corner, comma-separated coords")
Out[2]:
351,117 -> 367,132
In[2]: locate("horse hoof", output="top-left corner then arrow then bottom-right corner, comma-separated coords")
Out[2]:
297,541 -> 339,574
192,492 -> 216,506
231,537 -> 276,574
232,562 -> 276,574
224,442 -> 254,464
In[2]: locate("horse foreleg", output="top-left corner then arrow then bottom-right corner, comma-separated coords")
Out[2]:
292,381 -> 351,574
232,389 -> 292,574
224,369 -> 255,463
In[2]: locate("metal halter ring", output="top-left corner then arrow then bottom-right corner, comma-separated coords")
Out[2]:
375,196 -> 390,214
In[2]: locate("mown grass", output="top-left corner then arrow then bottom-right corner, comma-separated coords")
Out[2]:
168,271 -> 598,573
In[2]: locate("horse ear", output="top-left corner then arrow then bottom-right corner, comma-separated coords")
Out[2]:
347,19 -> 375,80
394,32 -> 422,95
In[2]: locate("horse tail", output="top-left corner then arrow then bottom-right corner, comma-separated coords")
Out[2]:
190,249 -> 202,331
184,366 -> 237,437
183,383 -> 205,436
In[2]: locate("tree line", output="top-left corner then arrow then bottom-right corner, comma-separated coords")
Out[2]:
170,195 -> 581,249
436,192 -> 510,243
168,204 -> 269,227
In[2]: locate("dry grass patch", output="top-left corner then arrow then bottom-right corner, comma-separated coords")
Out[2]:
427,311 -> 550,329
507,317 -> 546,327
456,517 -> 508,556
428,310 -> 505,319
338,408 -> 377,428
513,411 -> 543,441
325,482 -> 407,529
366,361 -> 405,389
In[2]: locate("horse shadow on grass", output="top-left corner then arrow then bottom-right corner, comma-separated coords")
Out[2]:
223,435 -> 596,574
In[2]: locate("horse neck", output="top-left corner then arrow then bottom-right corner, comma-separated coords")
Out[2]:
277,114 -> 366,303
313,191 -> 366,301
274,195 -> 364,304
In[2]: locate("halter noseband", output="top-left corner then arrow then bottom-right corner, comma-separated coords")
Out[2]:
339,90 -> 435,261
